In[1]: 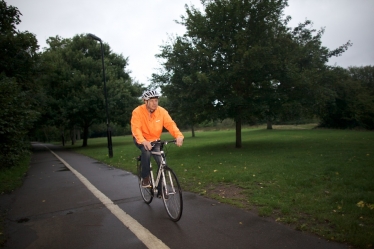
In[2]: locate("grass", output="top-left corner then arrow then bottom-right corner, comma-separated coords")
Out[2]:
0,154 -> 31,246
0,156 -> 30,194
66,125 -> 374,248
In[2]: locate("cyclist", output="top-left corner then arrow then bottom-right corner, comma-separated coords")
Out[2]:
131,90 -> 184,190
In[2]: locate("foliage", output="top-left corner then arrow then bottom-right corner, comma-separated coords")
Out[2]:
0,0 -> 40,169
0,1 -> 40,82
153,37 -> 217,137
257,20 -> 350,127
0,76 -> 37,168
38,34 -> 142,147
154,0 -> 293,147
317,66 -> 374,129
347,66 -> 374,129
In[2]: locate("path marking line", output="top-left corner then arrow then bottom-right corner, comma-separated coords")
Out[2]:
46,147 -> 169,249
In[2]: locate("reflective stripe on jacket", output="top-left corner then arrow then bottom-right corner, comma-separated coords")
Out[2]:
131,104 -> 184,144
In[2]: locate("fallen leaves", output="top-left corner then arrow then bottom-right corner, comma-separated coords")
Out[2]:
357,200 -> 374,210
357,201 -> 365,208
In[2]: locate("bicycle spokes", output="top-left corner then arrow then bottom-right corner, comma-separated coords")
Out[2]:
162,167 -> 183,221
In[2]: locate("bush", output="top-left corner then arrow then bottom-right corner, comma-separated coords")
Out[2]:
0,76 -> 37,169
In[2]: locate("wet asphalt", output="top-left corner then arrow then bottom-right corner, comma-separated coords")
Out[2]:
1,143 -> 351,249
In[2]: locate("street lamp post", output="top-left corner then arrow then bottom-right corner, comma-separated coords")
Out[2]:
87,33 -> 113,158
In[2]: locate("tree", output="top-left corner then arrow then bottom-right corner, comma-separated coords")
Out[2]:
260,20 -> 352,128
163,0 -> 291,147
348,66 -> 374,129
0,0 -> 41,168
348,66 -> 374,96
39,34 -> 141,147
316,66 -> 374,129
156,0 -> 354,146
153,36 -> 217,137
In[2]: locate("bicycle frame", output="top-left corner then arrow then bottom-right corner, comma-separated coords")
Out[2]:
137,139 -> 183,221
149,142 -> 176,197
149,151 -> 166,196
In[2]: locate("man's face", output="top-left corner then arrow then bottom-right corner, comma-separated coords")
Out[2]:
146,98 -> 159,112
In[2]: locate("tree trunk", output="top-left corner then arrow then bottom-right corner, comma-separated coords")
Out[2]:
61,129 -> 65,146
267,120 -> 273,130
76,128 -> 81,140
71,125 -> 76,145
82,124 -> 89,147
43,126 -> 49,143
191,124 -> 195,138
235,117 -> 242,148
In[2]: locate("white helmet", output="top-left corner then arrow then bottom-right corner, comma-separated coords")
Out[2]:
142,90 -> 160,100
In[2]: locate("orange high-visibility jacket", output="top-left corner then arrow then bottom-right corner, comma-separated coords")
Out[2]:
131,104 -> 184,144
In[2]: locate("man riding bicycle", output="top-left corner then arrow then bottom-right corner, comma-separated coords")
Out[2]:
131,90 -> 184,189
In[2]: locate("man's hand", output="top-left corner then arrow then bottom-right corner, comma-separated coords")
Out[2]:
142,140 -> 152,150
176,137 -> 184,147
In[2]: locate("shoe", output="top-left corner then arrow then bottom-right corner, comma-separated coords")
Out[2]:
141,176 -> 151,188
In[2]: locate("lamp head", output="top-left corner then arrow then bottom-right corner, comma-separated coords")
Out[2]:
87,33 -> 102,42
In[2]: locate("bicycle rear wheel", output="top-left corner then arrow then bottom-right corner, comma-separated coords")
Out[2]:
162,167 -> 183,221
137,158 -> 153,204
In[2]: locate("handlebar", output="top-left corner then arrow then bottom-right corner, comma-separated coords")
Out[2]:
151,140 -> 176,147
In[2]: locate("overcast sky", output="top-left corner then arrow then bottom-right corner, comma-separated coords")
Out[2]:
7,0 -> 374,86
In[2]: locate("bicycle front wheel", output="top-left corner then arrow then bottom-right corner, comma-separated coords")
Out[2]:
137,159 -> 153,204
162,167 -> 183,221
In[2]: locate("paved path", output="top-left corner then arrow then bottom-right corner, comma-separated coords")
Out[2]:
1,143 -> 350,248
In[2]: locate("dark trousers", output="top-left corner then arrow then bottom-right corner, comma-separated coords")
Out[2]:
133,137 -> 161,179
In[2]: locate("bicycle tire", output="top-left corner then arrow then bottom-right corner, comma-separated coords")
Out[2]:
137,159 -> 153,204
161,167 -> 183,221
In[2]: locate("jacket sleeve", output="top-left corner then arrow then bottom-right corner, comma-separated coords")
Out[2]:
162,109 -> 184,139
131,108 -> 145,144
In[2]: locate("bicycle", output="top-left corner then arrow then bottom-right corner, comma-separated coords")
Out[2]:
136,140 -> 183,221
